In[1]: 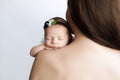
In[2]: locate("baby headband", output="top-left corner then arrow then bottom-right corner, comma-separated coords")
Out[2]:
44,19 -> 68,29
44,19 -> 73,34
45,19 -> 57,26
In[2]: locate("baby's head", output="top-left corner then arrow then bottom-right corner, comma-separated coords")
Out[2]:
43,17 -> 73,49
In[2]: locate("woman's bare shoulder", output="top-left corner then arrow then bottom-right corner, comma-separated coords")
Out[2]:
30,50 -> 65,80
37,50 -> 65,74
36,50 -> 60,59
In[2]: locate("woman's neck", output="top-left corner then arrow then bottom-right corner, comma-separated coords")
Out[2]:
72,29 -> 120,55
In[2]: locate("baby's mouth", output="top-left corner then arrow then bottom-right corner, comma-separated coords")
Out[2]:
51,46 -> 59,49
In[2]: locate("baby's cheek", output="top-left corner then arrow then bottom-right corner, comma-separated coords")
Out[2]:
45,41 -> 50,46
60,42 -> 67,47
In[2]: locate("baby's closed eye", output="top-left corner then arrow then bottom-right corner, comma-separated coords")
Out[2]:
58,37 -> 64,40
45,37 -> 52,40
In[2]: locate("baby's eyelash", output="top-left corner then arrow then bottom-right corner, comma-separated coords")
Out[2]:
58,38 -> 64,40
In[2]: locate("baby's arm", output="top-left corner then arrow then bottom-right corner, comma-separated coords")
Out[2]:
30,44 -> 45,57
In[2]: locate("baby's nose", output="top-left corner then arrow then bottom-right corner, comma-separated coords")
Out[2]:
52,38 -> 58,44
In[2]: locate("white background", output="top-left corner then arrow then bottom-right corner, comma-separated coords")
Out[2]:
0,0 -> 67,80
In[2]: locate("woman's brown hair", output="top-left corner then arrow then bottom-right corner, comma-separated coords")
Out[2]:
68,0 -> 120,50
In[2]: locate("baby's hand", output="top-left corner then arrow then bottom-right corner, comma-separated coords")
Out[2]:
30,44 -> 45,57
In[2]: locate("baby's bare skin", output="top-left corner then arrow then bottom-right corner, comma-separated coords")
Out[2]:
30,25 -> 71,57
30,43 -> 61,57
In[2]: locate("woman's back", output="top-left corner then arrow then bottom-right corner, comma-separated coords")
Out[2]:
45,35 -> 120,80
30,35 -> 120,80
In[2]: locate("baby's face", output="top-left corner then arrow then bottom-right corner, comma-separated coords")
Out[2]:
44,25 -> 69,49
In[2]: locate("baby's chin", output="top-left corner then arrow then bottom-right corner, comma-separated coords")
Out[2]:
50,46 -> 60,49
49,45 -> 66,50
45,46 -> 60,50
